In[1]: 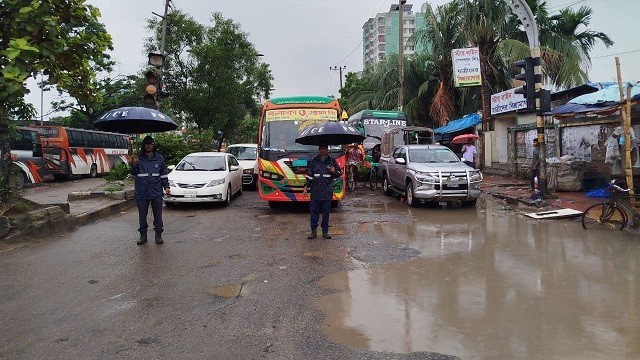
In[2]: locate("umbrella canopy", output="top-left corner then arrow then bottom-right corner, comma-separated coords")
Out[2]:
295,121 -> 365,146
451,133 -> 478,144
94,106 -> 178,134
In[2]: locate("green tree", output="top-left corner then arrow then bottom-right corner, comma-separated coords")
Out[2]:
145,11 -> 273,146
51,74 -> 141,129
0,0 -> 112,199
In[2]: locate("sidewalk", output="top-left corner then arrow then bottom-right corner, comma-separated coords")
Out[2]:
482,174 -> 601,212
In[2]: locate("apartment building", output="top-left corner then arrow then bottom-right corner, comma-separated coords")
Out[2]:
362,3 -> 426,71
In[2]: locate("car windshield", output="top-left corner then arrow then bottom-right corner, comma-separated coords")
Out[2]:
226,146 -> 256,160
409,148 -> 460,163
176,155 -> 226,171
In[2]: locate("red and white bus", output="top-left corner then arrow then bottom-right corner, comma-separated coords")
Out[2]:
8,126 -> 46,189
34,126 -> 131,179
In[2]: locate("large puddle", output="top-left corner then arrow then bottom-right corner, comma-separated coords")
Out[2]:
316,204 -> 640,359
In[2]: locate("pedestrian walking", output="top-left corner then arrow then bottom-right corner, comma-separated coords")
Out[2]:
303,143 -> 341,239
130,135 -> 170,245
531,138 -> 540,190
461,139 -> 477,168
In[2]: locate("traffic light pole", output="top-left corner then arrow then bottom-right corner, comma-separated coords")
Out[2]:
506,0 -> 548,196
531,47 -> 547,196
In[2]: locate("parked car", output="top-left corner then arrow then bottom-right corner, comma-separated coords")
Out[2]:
381,144 -> 482,207
225,143 -> 258,190
164,152 -> 243,206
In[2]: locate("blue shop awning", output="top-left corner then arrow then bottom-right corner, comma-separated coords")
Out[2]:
434,113 -> 481,134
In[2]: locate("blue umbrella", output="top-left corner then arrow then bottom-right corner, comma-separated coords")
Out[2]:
295,121 -> 366,146
94,106 -> 178,134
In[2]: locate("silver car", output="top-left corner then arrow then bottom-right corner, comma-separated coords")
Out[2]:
382,144 -> 482,207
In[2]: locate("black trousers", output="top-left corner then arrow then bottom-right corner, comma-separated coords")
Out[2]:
137,198 -> 164,234
310,199 -> 331,233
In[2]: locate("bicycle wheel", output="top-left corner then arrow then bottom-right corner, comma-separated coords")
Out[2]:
582,202 -> 627,230
347,166 -> 356,192
369,166 -> 378,190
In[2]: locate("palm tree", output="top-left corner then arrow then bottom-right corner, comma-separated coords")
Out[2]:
412,2 -> 467,126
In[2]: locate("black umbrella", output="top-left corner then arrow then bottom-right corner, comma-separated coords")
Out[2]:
295,121 -> 365,146
94,106 -> 178,134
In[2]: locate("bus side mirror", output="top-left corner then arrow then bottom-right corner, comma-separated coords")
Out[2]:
33,143 -> 42,157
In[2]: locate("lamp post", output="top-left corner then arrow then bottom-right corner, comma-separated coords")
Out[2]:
330,65 -> 346,89
398,0 -> 406,111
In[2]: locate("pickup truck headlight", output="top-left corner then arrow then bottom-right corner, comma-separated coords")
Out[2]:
415,171 -> 437,183
469,171 -> 483,182
169,179 -> 176,187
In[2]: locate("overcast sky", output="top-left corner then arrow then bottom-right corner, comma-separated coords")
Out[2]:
26,0 -> 640,120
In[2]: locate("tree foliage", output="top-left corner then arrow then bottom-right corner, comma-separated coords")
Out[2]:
0,0 -> 113,199
341,0 -> 613,127
145,11 -> 273,146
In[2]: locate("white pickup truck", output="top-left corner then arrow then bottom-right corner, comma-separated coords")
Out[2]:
380,143 -> 483,207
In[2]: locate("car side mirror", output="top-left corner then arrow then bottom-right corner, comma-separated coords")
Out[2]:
395,157 -> 406,165
167,165 -> 176,171
230,165 -> 239,171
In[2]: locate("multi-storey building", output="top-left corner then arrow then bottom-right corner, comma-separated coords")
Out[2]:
362,3 -> 426,72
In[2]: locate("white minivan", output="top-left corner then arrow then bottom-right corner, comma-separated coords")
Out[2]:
226,143 -> 259,190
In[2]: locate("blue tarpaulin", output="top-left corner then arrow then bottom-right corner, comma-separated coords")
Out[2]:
433,113 -> 481,134
571,83 -> 640,105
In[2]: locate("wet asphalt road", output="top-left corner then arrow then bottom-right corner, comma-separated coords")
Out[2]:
3,182 -> 639,360
0,188 -> 458,360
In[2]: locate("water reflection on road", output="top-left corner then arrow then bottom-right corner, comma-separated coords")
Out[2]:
317,201 -> 640,359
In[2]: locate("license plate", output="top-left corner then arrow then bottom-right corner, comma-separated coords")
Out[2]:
438,202 -> 447,206
184,190 -> 197,198
448,183 -> 459,188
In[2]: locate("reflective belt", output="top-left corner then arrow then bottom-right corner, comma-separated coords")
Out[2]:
322,174 -> 331,177
137,173 -> 161,177
137,173 -> 149,177
314,174 -> 321,178
306,175 -> 314,180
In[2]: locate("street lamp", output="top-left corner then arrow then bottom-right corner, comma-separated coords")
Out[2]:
148,53 -> 165,67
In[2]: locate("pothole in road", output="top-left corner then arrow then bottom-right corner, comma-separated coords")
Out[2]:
208,284 -> 243,298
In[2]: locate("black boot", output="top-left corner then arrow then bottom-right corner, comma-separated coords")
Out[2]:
155,232 -> 163,244
322,232 -> 331,239
137,232 -> 147,245
307,230 -> 317,239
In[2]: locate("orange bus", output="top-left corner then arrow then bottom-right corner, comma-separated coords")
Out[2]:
34,126 -> 131,179
257,96 -> 346,207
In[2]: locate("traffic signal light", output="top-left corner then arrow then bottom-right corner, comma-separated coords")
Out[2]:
143,70 -> 159,109
513,57 -> 541,112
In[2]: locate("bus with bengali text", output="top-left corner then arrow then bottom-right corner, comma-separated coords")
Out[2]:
33,126 -> 131,179
8,126 -> 45,189
346,109 -> 409,151
257,96 -> 346,207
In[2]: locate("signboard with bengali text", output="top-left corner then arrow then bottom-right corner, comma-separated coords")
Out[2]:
265,108 -> 338,122
452,47 -> 482,87
491,88 -> 527,115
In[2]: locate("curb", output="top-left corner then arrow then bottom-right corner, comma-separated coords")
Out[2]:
74,199 -> 136,226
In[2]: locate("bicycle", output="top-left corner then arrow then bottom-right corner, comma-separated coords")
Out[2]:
581,180 -> 640,231
361,155 -> 381,191
346,161 -> 358,192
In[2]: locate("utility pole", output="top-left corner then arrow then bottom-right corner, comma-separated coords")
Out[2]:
330,66 -> 346,89
398,0 -> 406,111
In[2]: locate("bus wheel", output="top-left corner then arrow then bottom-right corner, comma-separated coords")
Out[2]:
89,164 -> 98,178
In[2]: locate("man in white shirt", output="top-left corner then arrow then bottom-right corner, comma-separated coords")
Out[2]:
461,139 -> 477,168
